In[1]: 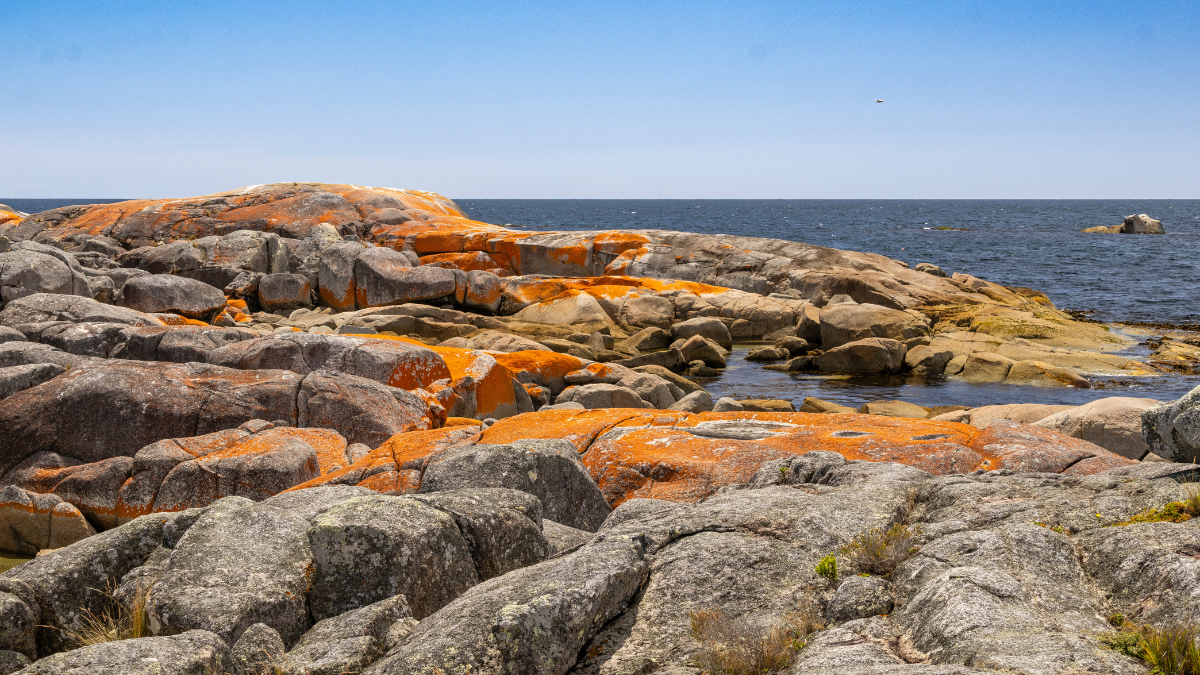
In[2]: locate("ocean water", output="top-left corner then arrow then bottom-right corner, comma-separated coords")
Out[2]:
7,197 -> 1198,406
459,199 -> 1200,326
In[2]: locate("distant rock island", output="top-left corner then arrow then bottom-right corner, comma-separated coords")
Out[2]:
1082,213 -> 1165,233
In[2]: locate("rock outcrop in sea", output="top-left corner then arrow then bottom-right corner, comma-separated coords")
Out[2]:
0,183 -> 1194,674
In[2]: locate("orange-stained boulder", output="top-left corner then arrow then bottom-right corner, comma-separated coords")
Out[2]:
0,485 -> 96,554
420,251 -> 510,275
286,426 -> 481,494
273,408 -> 1135,510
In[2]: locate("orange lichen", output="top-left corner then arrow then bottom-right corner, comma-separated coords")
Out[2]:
593,232 -> 652,257
419,251 -> 510,274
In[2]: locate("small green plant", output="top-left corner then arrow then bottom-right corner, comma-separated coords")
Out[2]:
1141,624 -> 1200,675
815,554 -> 838,582
1034,521 -> 1068,534
689,601 -> 822,675
838,523 -> 921,576
1114,484 -> 1200,527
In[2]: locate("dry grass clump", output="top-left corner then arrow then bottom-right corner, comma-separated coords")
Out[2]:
1101,617 -> 1200,674
690,601 -> 822,675
839,523 -> 921,576
63,580 -> 151,648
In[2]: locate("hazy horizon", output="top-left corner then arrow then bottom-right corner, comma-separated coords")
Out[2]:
5,1 -> 1198,199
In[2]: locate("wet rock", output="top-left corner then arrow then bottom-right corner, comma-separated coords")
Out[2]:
775,335 -> 810,355
120,275 -> 227,319
678,334 -> 726,368
745,346 -> 789,362
13,630 -> 233,675
1083,213 -> 1165,234
285,595 -> 413,675
366,534 -> 647,675
148,497 -> 314,646
306,495 -> 477,621
420,439 -> 611,531
816,337 -> 906,374
827,575 -> 894,623
904,344 -> 955,376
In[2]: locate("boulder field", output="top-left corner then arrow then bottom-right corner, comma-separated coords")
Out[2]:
0,184 -> 1197,674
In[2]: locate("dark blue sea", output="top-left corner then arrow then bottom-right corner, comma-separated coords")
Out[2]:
8,198 -> 1198,407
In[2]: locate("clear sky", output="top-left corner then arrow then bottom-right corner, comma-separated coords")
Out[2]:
3,1 -> 1198,198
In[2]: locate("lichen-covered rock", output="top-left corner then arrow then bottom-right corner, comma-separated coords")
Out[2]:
407,488 -> 550,581
12,630 -> 233,675
826,574 -> 894,623
147,497 -> 314,646
285,595 -> 413,675
355,249 -> 455,308
420,439 -> 612,531
257,273 -> 312,312
306,495 -> 478,621
231,623 -> 286,675
365,534 -> 648,675
1143,384 -> 1200,462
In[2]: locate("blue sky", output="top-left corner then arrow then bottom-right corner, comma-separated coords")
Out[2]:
3,1 -> 1198,198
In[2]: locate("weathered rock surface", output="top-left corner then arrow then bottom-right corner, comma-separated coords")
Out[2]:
13,630 -> 233,675
285,595 -> 413,675
816,337 -> 906,374
1033,396 -> 1161,460
1083,213 -> 1165,234
1143,384 -> 1200,462
120,275 -> 227,319
420,439 -> 611,531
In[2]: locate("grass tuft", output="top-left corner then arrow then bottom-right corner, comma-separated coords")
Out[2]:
1101,618 -> 1200,674
839,523 -> 921,576
62,579 -> 152,648
690,601 -> 822,675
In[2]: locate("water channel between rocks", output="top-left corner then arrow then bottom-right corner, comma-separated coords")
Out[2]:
695,338 -> 1200,410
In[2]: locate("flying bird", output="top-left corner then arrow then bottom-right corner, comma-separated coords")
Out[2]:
876,99 -> 884,103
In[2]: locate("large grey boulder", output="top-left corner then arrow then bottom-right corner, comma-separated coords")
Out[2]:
355,249 -> 455,308
0,250 -> 88,304
407,488 -> 550,581
555,382 -> 648,410
285,595 -> 414,675
0,364 -> 65,401
364,534 -> 648,675
257,273 -> 312,312
12,630 -> 233,675
421,439 -> 611,531
39,322 -> 128,358
677,334 -> 726,368
120,275 -> 227,319
1143,384 -> 1200,462
231,623 -> 286,675
0,293 -> 163,328
147,497 -> 314,646
297,369 -> 433,447
616,372 -> 677,409
818,302 -> 929,349
120,325 -> 259,363
306,495 -> 478,621
317,242 -> 365,311
0,343 -> 92,370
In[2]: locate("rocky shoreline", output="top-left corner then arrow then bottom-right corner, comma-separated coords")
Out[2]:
0,183 -> 1198,674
